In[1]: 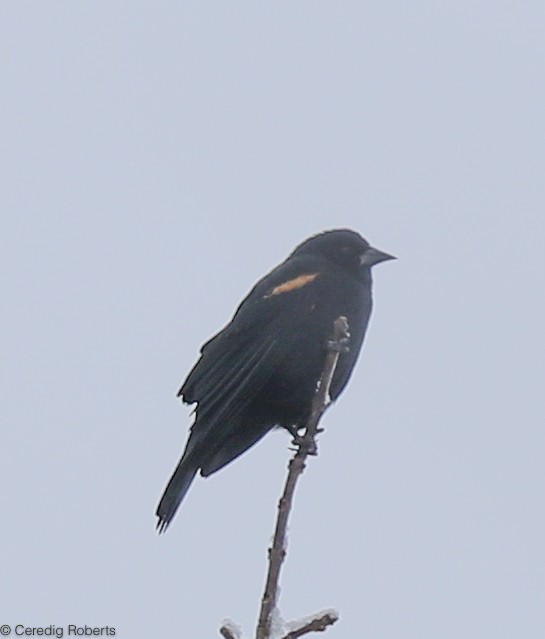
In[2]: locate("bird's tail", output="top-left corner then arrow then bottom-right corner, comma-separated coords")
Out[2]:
156,457 -> 198,533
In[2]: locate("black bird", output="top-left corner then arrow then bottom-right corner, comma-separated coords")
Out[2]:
156,229 -> 394,531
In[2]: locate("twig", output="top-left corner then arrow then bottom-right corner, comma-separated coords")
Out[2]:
255,316 -> 350,639
220,625 -> 241,639
281,612 -> 339,639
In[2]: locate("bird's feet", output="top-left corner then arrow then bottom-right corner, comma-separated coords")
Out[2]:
289,427 -> 323,455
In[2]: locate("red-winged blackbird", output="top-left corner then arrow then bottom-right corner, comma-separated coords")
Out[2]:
156,229 -> 394,531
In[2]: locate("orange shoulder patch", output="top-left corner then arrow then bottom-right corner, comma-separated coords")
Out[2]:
264,273 -> 319,298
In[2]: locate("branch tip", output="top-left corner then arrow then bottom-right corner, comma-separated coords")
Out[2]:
255,318 -> 349,639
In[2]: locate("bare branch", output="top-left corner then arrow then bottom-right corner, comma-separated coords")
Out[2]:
255,317 -> 350,639
220,622 -> 242,639
281,612 -> 339,639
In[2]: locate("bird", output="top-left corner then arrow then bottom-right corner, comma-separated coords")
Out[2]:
156,228 -> 394,532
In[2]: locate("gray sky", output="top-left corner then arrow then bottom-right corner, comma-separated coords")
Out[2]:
2,2 -> 544,638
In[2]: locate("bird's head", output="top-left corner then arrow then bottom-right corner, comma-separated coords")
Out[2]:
293,228 -> 395,277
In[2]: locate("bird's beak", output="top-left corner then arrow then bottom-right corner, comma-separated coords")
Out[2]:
360,246 -> 396,267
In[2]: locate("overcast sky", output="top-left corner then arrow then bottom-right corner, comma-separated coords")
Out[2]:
1,3 -> 544,638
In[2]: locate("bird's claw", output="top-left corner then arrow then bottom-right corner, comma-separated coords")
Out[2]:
291,432 -> 305,448
291,431 -> 320,455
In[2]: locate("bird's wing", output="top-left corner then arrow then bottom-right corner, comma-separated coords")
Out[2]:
177,256 -> 326,449
179,255 -> 323,400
